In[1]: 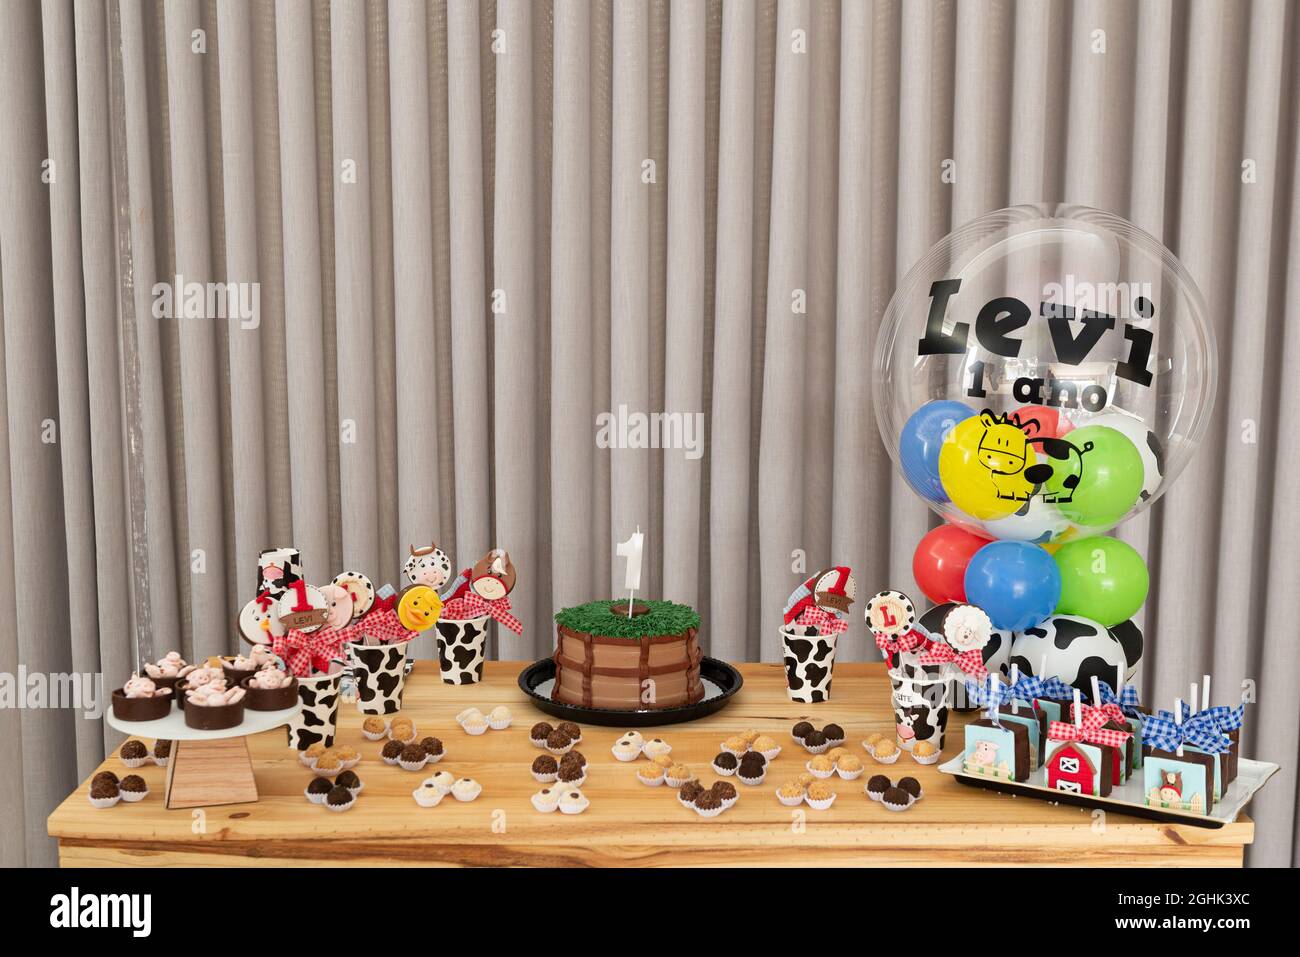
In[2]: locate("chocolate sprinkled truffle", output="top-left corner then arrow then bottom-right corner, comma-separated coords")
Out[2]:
532,755 -> 558,775
119,774 -> 147,793
712,781 -> 738,802
153,740 -> 172,759
803,729 -> 827,748
679,780 -> 705,803
420,736 -> 444,757
561,750 -> 587,769
382,740 -> 405,760
399,744 -> 425,762
712,752 -> 738,770
92,770 -> 119,788
336,770 -> 361,790
823,723 -> 845,741
90,779 -> 119,799
694,789 -> 722,811
326,784 -> 354,808
792,721 -> 814,740
557,721 -> 581,740
120,740 -> 148,761
307,777 -> 333,795
530,722 -> 553,741
545,730 -> 572,750
867,774 -> 891,796
898,776 -> 922,798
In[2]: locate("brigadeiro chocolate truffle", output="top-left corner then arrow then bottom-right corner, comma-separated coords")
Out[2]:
120,740 -> 148,763
792,720 -> 814,741
803,729 -> 827,750
533,754 -> 558,776
679,780 -> 705,805
530,722 -> 553,745
557,721 -> 582,743
307,777 -> 333,800
92,770 -> 119,788
382,739 -> 405,762
420,736 -> 444,759
336,769 -> 362,792
399,744 -> 425,764
325,784 -> 356,811
694,789 -> 722,811
545,730 -> 573,753
712,751 -> 738,773
118,775 -> 148,802
882,785 -> 912,812
738,751 -> 766,772
712,781 -> 738,803
866,774 -> 891,801
823,723 -> 845,744
897,776 -> 923,800
89,779 -> 120,807
153,740 -> 172,760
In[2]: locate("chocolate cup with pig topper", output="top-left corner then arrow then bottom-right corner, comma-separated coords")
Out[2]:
111,674 -> 175,722
780,567 -> 856,703
435,548 -> 519,685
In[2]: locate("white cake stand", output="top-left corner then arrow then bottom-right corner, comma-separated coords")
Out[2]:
106,701 -> 300,810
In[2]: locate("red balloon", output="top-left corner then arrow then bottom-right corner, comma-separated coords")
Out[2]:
1013,404 -> 1074,438
912,524 -> 992,605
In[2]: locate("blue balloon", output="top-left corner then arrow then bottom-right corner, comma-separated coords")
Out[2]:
964,540 -> 1061,632
900,400 -> 975,501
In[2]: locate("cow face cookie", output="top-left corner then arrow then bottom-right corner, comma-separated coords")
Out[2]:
469,549 -> 516,601
404,544 -> 452,590
257,547 -> 303,597
331,571 -> 375,618
276,583 -> 330,633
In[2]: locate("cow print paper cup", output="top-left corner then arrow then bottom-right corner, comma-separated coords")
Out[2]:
887,665 -> 952,754
434,615 -> 490,685
285,665 -> 343,752
349,639 -> 412,715
781,624 -> 839,704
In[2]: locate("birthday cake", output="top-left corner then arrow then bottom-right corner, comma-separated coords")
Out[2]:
551,600 -> 703,710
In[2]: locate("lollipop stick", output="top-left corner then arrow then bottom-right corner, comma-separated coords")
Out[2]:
1174,696 -> 1184,757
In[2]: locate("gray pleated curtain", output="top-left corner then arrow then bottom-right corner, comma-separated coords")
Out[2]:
0,0 -> 1296,867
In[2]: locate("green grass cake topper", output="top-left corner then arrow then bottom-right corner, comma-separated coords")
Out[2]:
555,600 -> 700,639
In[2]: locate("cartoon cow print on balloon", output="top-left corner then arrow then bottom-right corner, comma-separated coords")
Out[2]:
976,410 -> 1094,503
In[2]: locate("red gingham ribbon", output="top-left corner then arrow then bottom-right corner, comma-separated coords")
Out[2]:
335,606 -> 415,646
874,628 -> 930,659
794,607 -> 847,636
272,628 -> 347,677
1048,702 -> 1133,750
443,594 -> 523,635
917,642 -> 988,679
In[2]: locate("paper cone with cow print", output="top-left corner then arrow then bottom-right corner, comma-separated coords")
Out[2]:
781,624 -> 839,703
889,662 -> 953,752
285,664 -> 343,751
349,638 -> 412,714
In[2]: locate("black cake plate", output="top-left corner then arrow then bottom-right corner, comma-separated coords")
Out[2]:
517,656 -> 743,727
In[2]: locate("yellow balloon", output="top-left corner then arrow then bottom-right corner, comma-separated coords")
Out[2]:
397,585 -> 442,632
938,412 -> 1037,520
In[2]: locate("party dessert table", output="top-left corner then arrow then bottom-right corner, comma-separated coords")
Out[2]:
47,661 -> 1253,867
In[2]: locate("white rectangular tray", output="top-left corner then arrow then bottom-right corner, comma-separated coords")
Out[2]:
938,754 -> 1279,828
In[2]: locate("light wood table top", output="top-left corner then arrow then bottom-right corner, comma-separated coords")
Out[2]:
48,661 -> 1253,867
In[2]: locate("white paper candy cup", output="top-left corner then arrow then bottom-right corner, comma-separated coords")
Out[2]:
305,787 -> 329,805
693,802 -> 724,818
736,771 -> 766,787
118,787 -> 148,803
88,793 -> 121,809
776,789 -> 807,807
835,765 -> 865,781
532,768 -> 559,783
805,792 -> 837,811
325,793 -> 357,812
413,786 -> 444,807
530,792 -> 560,813
398,754 -> 430,772
804,761 -> 835,780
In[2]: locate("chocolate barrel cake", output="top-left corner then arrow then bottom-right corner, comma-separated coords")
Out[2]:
552,600 -> 704,710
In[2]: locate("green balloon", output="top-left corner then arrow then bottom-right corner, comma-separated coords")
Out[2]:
1053,535 -> 1149,627
1046,424 -> 1144,527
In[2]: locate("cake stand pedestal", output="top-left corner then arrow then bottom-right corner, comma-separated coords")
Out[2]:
106,703 -> 300,809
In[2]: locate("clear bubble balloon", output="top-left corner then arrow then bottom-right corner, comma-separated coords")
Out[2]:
873,203 -> 1217,540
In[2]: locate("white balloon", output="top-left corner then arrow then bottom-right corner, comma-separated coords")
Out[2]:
1086,410 -> 1164,502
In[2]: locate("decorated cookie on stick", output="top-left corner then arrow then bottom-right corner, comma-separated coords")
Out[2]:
441,548 -> 523,635
865,589 -> 930,668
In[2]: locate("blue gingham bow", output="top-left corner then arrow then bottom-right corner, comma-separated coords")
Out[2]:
963,678 -> 1018,720
1009,674 -> 1045,701
1096,680 -> 1141,716
1139,709 -> 1231,754
1036,676 -> 1077,702
1201,703 -> 1245,733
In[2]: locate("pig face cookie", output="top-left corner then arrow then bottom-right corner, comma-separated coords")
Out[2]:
331,570 -> 375,618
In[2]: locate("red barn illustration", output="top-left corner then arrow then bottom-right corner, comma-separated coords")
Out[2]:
1045,743 -> 1097,795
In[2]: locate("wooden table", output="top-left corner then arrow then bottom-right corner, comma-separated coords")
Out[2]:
48,662 -> 1253,867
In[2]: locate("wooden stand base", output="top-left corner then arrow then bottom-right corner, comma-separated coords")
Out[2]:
164,737 -> 260,809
